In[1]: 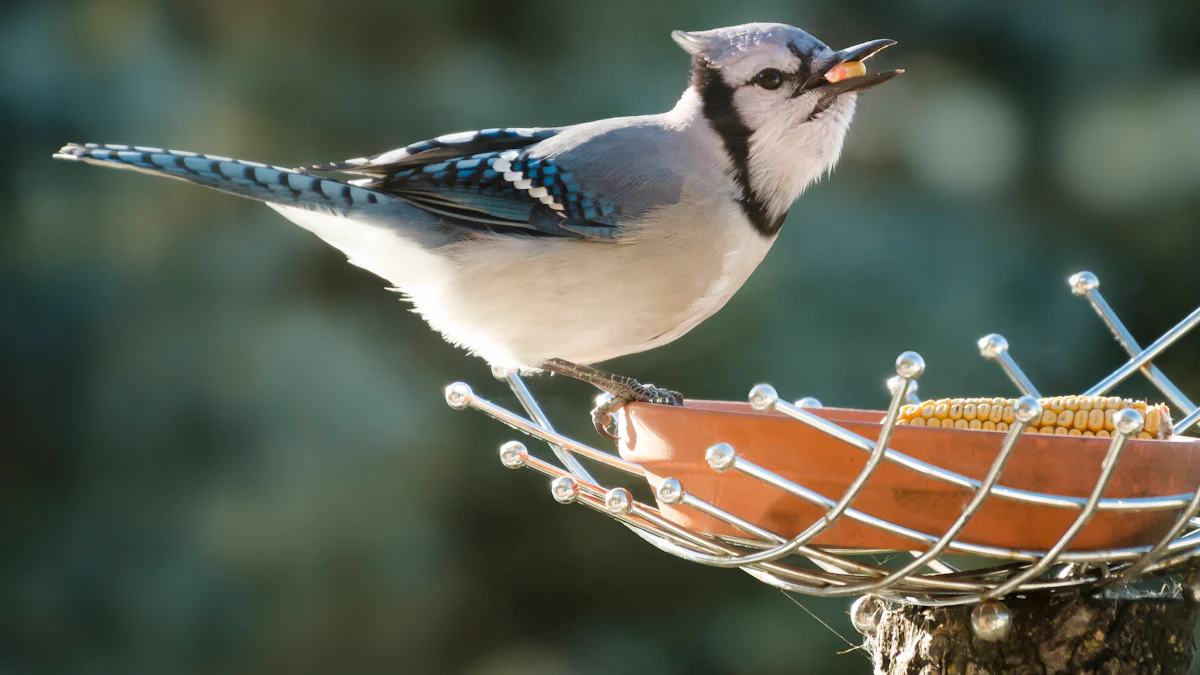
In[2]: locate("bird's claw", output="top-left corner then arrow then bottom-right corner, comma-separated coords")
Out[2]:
590,383 -> 683,440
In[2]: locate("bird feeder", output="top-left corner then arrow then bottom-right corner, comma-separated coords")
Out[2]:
445,271 -> 1200,674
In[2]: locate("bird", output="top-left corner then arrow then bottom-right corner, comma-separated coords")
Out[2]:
53,22 -> 901,437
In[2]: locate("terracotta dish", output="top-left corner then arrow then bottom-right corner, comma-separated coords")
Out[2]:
619,401 -> 1200,552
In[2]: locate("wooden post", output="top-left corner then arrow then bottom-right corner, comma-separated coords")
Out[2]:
859,592 -> 1198,674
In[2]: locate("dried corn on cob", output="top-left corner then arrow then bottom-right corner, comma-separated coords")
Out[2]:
896,396 -> 1173,439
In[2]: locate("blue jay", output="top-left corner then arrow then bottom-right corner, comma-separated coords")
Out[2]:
54,23 -> 900,436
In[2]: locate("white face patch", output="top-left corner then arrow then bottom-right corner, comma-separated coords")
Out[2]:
713,42 -> 802,85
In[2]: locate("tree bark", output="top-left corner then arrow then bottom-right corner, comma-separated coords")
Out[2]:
863,593 -> 1198,674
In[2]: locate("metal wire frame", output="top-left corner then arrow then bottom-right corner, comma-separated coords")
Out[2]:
447,271 -> 1200,605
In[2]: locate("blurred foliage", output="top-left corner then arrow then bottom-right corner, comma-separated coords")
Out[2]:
3,1 -> 1200,674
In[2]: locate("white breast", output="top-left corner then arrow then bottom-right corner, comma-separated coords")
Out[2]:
413,194 -> 774,369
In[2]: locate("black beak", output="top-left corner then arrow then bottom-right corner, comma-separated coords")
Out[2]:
801,38 -> 902,96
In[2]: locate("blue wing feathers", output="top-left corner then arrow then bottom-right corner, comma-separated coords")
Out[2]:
360,145 -> 619,239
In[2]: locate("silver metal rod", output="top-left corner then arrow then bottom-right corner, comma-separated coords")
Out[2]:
527,454 -> 864,591
1083,306 -> 1200,397
515,440 -> 981,592
996,351 -> 1041,398
1176,407 -> 1200,434
499,369 -> 597,483
978,334 -> 1041,398
858,413 -> 1031,595
1073,280 -> 1197,414
694,369 -> 916,570
467,393 -> 645,476
981,424 -> 1132,599
769,397 -> 1192,511
1110,472 -> 1200,585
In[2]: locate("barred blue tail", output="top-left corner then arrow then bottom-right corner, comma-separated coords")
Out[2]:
53,143 -> 390,211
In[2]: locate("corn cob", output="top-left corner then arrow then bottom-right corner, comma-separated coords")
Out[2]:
895,396 -> 1173,440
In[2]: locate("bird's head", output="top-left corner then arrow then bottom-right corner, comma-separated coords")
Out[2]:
674,23 -> 901,235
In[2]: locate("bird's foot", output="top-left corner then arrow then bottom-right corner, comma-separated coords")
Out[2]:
591,381 -> 683,440
538,358 -> 683,440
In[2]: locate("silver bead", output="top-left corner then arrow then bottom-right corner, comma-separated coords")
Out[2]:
604,488 -> 633,515
490,365 -> 512,380
1012,396 -> 1043,424
1068,271 -> 1099,296
748,384 -> 779,411
705,443 -> 736,472
970,601 -> 1013,642
977,334 -> 1009,360
794,396 -> 824,409
1113,408 -> 1145,436
499,441 -> 527,469
657,478 -> 684,505
850,595 -> 883,634
895,351 -> 926,379
550,476 -> 579,504
444,382 -> 474,410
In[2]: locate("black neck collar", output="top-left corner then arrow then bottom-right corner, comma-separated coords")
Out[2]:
691,57 -> 786,237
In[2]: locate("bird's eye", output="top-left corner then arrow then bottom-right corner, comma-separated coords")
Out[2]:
753,68 -> 783,90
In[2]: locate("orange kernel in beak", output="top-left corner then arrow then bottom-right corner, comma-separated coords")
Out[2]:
825,61 -> 867,83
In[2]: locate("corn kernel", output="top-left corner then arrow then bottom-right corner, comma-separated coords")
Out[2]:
921,404 -> 935,418
949,403 -> 963,420
1105,409 -> 1115,431
1078,396 -> 1093,411
1072,409 -> 1089,431
910,418 -> 926,427
1002,406 -> 1015,424
1097,429 -> 1110,438
954,419 -> 969,430
1145,408 -> 1162,436
969,419 -> 982,430
977,403 -> 991,420
1064,396 -> 1079,411
1083,430 -> 1095,438
1087,409 -> 1105,432
962,403 -> 977,421
997,422 -> 1009,432
1040,410 -> 1057,427
927,418 -> 941,429
1056,410 -> 1073,427
1069,428 -> 1082,437
1136,431 -> 1152,440
825,61 -> 867,82
983,421 -> 996,431
935,403 -> 949,419
1055,427 -> 1069,436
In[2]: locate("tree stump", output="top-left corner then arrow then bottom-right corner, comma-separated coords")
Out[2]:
861,592 -> 1199,674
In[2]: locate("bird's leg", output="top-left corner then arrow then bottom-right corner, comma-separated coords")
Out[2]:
539,358 -> 683,440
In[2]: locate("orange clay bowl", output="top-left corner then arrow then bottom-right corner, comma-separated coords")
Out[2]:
619,401 -> 1200,552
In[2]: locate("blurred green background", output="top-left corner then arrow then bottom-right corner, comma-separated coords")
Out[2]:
5,1 -> 1200,673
